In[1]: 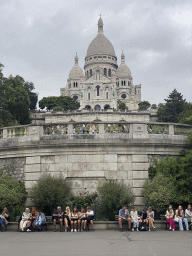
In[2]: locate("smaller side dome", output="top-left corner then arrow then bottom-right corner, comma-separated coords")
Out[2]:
69,53 -> 84,79
116,51 -> 132,78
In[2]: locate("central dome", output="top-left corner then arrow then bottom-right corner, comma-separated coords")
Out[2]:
86,17 -> 116,58
86,33 -> 116,57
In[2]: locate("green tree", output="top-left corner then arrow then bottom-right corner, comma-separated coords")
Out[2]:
119,102 -> 128,110
179,103 -> 192,125
30,174 -> 71,215
70,192 -> 98,209
39,96 -> 80,111
138,101 -> 151,110
0,174 -> 27,220
148,151 -> 192,205
151,104 -> 157,110
97,180 -> 134,220
142,173 -> 176,212
157,89 -> 186,123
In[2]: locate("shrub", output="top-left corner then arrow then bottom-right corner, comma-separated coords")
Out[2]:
70,192 -> 98,210
0,174 -> 27,221
30,174 -> 71,215
97,180 -> 134,221
142,173 -> 176,212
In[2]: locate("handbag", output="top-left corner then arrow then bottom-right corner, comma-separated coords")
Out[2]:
174,215 -> 178,222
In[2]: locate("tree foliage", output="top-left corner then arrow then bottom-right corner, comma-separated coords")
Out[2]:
39,95 -> 80,111
0,64 -> 38,126
148,151 -> 192,205
179,103 -> 192,125
119,102 -> 128,110
151,104 -> 157,110
30,174 -> 71,215
97,180 -> 134,220
138,101 -> 151,110
70,192 -> 98,209
142,173 -> 176,212
0,174 -> 27,219
157,89 -> 186,123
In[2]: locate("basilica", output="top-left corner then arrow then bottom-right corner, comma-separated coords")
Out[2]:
60,17 -> 141,110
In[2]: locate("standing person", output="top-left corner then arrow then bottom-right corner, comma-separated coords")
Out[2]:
118,204 -> 131,232
64,206 -> 71,232
0,208 -> 10,229
20,208 -> 31,232
35,210 -> 46,231
70,207 -> 79,232
52,206 -> 64,232
175,205 -> 189,231
139,208 -> 148,231
130,206 -> 140,231
79,207 -> 87,232
165,205 -> 175,231
185,204 -> 192,224
84,206 -> 94,231
147,207 -> 155,232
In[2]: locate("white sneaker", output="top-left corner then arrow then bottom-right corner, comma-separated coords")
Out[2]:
149,229 -> 151,232
169,226 -> 172,230
74,229 -> 77,232
21,228 -> 24,232
186,229 -> 189,231
132,228 -> 134,231
71,229 -> 73,232
27,229 -> 31,232
136,228 -> 139,231
172,229 -> 175,231
152,226 -> 155,229
78,229 -> 80,232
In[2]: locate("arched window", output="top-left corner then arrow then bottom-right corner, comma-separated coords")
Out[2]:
88,93 -> 90,100
118,82 -> 119,87
121,94 -> 126,99
108,69 -> 111,77
76,82 -> 78,87
121,81 -> 123,86
96,86 -> 100,96
74,82 -> 75,88
90,69 -> 92,76
87,71 -> 89,78
73,95 -> 78,101
124,81 -> 125,86
104,68 -> 107,76
106,92 -> 108,99
69,83 -> 71,88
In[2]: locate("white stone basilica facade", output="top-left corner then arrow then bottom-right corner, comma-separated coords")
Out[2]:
60,17 -> 141,110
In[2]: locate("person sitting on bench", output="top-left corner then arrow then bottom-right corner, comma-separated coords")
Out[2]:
139,208 -> 148,231
0,208 -> 9,230
52,206 -> 64,232
84,206 -> 94,231
147,207 -> 155,232
35,210 -> 46,231
119,204 -> 131,231
130,206 -> 140,231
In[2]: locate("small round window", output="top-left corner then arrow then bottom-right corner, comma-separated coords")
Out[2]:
121,94 -> 126,99
73,95 -> 78,101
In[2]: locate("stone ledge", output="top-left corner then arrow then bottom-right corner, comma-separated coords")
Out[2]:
5,220 -> 167,231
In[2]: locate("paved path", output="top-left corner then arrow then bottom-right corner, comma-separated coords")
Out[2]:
1,230 -> 192,256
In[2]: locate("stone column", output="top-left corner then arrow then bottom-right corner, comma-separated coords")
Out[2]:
68,123 -> 73,134
3,128 -> 8,139
99,123 -> 104,134
169,124 -> 174,135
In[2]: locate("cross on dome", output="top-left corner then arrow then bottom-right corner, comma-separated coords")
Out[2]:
98,15 -> 103,34
75,53 -> 78,64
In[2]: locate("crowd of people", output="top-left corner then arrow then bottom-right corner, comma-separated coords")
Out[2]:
18,206 -> 94,232
1,204 -> 192,232
119,204 -> 192,231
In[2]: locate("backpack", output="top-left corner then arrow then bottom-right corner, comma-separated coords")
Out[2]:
140,222 -> 146,231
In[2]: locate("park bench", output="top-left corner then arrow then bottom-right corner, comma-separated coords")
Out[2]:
159,215 -> 191,230
16,216 -> 53,231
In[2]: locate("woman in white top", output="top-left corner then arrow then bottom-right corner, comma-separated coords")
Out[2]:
130,206 -> 140,231
70,207 -> 79,232
185,204 -> 192,223
147,207 -> 155,232
175,205 -> 189,231
20,208 -> 31,231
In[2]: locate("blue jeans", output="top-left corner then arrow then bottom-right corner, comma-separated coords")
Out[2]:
178,218 -> 188,230
35,220 -> 42,229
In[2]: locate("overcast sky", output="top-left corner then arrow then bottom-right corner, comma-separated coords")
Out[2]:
0,0 -> 192,105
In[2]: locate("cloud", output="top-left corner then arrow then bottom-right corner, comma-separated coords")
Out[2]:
0,0 -> 191,104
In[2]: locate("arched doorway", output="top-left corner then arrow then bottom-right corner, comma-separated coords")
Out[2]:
85,105 -> 91,110
104,104 -> 110,110
94,105 -> 101,110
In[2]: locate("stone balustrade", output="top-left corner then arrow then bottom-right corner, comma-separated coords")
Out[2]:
0,122 -> 191,139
